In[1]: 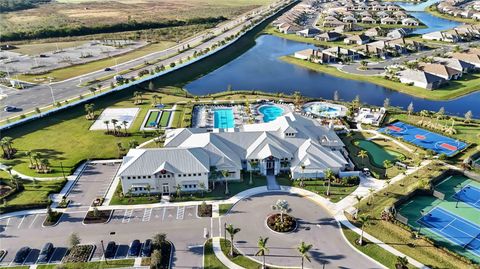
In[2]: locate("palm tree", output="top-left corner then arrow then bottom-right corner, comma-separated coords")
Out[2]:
464,110 -> 473,124
297,241 -> 313,269
111,119 -> 118,135
368,188 -> 375,205
419,110 -> 429,125
357,214 -> 370,245
199,182 -> 206,197
255,237 -> 269,269
209,166 -> 218,190
31,152 -> 40,169
103,120 -> 110,134
248,160 -> 258,185
225,224 -> 241,257
293,91 -> 302,109
221,170 -> 230,195
0,137 -> 15,159
116,142 -> 123,157
383,160 -> 392,178
357,150 -> 368,166
175,184 -> 182,198
407,102 -> 414,116
354,195 -> 363,218
24,151 -> 34,168
122,120 -> 128,135
152,94 -> 159,106
324,168 -> 335,196
11,174 -> 21,189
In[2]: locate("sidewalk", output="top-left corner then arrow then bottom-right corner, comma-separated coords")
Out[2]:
212,237 -> 244,269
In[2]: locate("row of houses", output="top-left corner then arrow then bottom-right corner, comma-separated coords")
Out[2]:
273,0 -> 324,34
397,49 -> 480,90
294,47 -> 360,64
437,0 -> 480,20
422,25 -> 480,43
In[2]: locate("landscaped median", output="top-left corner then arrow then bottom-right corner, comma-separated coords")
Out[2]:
34,259 -> 135,269
280,56 -> 480,100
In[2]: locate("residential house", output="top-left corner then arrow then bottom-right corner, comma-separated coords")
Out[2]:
344,33 -> 370,45
364,27 -> 385,37
297,28 -> 321,38
422,31 -> 461,42
419,63 -> 463,80
316,31 -> 343,42
278,23 -> 303,34
362,16 -> 377,24
450,52 -> 480,68
387,28 -> 411,39
381,17 -> 397,25
397,69 -> 445,90
323,46 -> 361,61
343,15 -> 358,24
433,57 -> 476,73
323,16 -> 344,27
402,18 -> 419,26
376,11 -> 389,18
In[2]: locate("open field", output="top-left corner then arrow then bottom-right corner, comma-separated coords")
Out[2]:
2,0 -> 273,40
281,56 -> 480,101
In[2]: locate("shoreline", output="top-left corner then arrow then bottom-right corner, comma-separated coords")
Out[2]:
280,55 -> 480,101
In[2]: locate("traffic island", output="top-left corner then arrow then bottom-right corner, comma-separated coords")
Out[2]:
266,213 -> 297,233
83,209 -> 113,224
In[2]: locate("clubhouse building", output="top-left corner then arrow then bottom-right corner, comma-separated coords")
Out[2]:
117,113 -> 353,195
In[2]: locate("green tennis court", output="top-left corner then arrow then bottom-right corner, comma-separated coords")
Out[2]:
144,111 -> 160,128
158,111 -> 171,127
354,139 -> 405,168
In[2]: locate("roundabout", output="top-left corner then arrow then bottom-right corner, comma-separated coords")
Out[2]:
222,192 -> 383,269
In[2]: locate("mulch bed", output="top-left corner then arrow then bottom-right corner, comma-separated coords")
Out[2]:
83,210 -> 112,224
43,211 -> 63,226
266,213 -> 297,233
63,245 -> 94,263
197,204 -> 212,217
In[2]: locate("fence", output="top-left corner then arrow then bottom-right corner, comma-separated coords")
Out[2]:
395,212 -> 409,225
0,0 -> 296,132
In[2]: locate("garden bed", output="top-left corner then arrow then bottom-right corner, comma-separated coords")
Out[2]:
43,211 -> 63,226
83,210 -> 112,224
266,213 -> 297,233
197,202 -> 212,217
63,245 -> 95,263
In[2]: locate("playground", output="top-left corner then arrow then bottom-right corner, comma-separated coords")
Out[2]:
397,174 -> 480,263
378,121 -> 468,157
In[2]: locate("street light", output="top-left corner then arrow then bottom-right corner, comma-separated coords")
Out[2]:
100,240 -> 108,265
47,79 -> 56,105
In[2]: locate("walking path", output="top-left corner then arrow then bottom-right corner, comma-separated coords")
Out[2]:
212,237 -> 244,269
266,174 -> 280,190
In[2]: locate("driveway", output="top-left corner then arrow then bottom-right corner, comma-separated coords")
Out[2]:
223,193 -> 382,269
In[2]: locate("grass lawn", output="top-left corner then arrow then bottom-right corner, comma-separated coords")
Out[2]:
354,139 -> 405,167
352,161 -> 474,269
1,178 -> 66,213
159,111 -> 172,127
36,259 -> 135,269
340,132 -> 415,179
292,179 -> 357,203
220,239 -> 265,269
17,41 -> 176,83
342,227 -> 416,269
204,239 -> 228,269
219,203 -> 233,215
0,267 -> 29,269
280,56 -> 480,100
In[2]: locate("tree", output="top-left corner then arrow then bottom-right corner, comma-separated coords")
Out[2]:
221,170 -> 230,195
128,140 -> 139,149
248,160 -> 258,185
122,120 -> 129,135
103,120 -> 110,134
324,168 -> 335,196
383,98 -> 390,109
84,103 -> 95,120
89,87 -> 97,95
199,182 -> 206,197
351,95 -> 361,110
255,237 -> 269,269
272,199 -> 291,223
357,150 -> 368,166
24,151 -> 34,168
293,91 -> 302,109
383,159 -> 392,178
464,110 -> 473,123
69,233 -> 81,247
360,60 -> 368,69
111,119 -> 118,135
175,184 -> 182,198
396,256 -> 409,269
226,224 -> 241,257
153,233 -> 167,248
300,163 -> 306,187
297,241 -> 312,269
209,166 -> 219,190
357,214 -> 370,245
407,102 -> 414,115
150,249 -> 162,269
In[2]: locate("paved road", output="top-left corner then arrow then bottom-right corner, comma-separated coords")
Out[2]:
0,0 -> 291,120
223,193 -> 382,269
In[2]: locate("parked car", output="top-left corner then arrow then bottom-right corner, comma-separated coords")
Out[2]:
4,106 -> 18,112
128,240 -> 141,257
37,243 -> 54,263
104,241 -> 116,258
13,247 -> 31,264
141,239 -> 152,257
104,67 -> 112,71
362,168 -> 371,177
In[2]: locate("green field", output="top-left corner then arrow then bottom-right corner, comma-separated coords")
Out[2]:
159,111 -> 172,127
281,56 -> 480,101
354,139 -> 405,167
144,111 -> 160,128
292,179 -> 358,203
1,178 -> 66,213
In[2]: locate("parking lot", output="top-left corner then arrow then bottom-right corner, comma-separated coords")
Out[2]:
67,162 -> 120,210
111,205 -> 199,225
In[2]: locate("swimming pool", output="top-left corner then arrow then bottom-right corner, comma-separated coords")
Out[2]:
213,108 -> 234,129
258,105 -> 284,122
303,102 -> 345,118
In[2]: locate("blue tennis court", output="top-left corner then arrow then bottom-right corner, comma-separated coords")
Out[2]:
418,207 -> 480,256
378,121 -> 468,156
454,185 -> 480,210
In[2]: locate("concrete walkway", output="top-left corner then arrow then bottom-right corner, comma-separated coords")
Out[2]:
212,237 -> 244,269
266,174 -> 280,190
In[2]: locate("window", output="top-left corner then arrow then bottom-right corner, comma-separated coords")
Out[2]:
127,176 -> 131,179
178,174 -> 182,177
188,174 -> 192,177
167,175 -> 171,178
148,176 -> 151,179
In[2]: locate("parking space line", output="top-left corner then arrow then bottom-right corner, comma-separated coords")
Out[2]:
29,214 -> 39,229
17,215 -> 26,229
142,208 -> 152,222
112,245 -> 121,260
177,206 -> 185,220
162,207 -> 167,220
48,248 -> 61,263
122,209 -> 133,223
5,218 -> 10,232
21,249 -> 34,266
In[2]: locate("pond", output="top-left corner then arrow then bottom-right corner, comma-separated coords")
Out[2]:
185,35 -> 480,118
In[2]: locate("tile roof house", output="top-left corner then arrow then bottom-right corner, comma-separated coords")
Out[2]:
316,31 -> 343,41
402,18 -> 419,26
381,17 -> 398,25
419,63 -> 463,80
296,28 -> 321,38
398,69 -> 445,90
344,33 -> 371,45
450,52 -> 480,68
117,114 -> 353,195
294,48 -> 338,64
433,57 -> 476,73
362,16 -> 377,24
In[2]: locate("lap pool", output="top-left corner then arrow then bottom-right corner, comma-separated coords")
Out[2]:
214,108 -> 234,129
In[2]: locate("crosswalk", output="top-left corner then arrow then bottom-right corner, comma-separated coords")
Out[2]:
116,205 -> 198,225
122,209 -> 133,223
